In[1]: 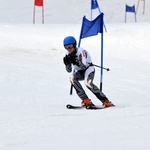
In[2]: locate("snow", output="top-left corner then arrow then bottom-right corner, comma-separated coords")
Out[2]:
0,0 -> 150,150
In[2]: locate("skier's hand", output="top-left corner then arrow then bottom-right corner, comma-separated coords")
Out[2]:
68,54 -> 81,66
63,55 -> 71,65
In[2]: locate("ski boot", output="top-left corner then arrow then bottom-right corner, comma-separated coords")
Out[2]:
103,100 -> 114,107
81,98 -> 94,107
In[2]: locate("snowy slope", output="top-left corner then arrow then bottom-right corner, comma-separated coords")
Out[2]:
0,0 -> 150,150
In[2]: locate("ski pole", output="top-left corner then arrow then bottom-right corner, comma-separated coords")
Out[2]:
70,83 -> 73,95
70,69 -> 75,95
89,63 -> 110,71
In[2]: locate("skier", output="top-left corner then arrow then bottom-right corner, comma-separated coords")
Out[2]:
63,36 -> 114,107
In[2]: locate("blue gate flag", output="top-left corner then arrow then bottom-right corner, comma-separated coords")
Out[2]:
78,13 -> 104,91
79,13 -> 103,40
91,0 -> 98,9
126,5 -> 135,13
125,4 -> 136,23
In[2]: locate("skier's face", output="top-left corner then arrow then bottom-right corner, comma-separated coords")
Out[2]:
65,44 -> 76,54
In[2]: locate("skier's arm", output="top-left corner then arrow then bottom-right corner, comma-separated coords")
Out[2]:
63,55 -> 72,72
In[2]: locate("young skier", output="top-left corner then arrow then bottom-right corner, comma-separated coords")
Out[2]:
63,36 -> 114,107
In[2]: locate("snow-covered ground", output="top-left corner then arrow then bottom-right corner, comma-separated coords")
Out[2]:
0,0 -> 150,150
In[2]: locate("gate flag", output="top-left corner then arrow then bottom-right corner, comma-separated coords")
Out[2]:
79,13 -> 103,40
125,4 -> 136,23
33,0 -> 44,24
126,5 -> 135,12
34,0 -> 43,6
91,0 -> 98,9
78,13 -> 104,91
136,0 -> 145,14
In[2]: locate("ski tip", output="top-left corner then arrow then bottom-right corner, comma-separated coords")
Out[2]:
66,104 -> 85,109
66,104 -> 72,109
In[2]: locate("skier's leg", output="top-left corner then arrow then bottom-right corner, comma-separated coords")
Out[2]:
70,71 -> 88,100
84,67 -> 108,103
70,71 -> 93,106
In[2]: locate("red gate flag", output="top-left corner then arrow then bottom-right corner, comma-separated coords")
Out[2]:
33,0 -> 44,24
34,0 -> 43,6
136,0 -> 145,14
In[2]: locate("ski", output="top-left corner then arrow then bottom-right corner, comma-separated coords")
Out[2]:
86,104 -> 115,110
66,104 -> 85,109
86,105 -> 106,110
66,104 -> 115,110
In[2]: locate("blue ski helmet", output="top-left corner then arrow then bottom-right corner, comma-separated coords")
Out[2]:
63,36 -> 76,46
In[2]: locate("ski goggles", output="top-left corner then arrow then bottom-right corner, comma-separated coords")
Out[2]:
64,44 -> 74,50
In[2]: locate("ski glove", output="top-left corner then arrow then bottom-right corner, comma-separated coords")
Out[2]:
63,55 -> 71,65
68,54 -> 81,66
63,54 -> 81,66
